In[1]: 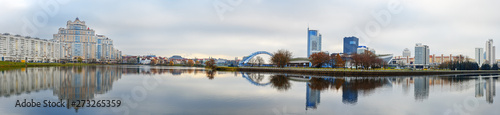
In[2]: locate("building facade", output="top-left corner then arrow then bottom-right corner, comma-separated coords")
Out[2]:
307,28 -> 322,57
343,36 -> 359,55
476,48 -> 484,65
485,39 -> 496,66
0,34 -> 61,62
53,18 -> 121,62
414,43 -> 430,68
0,18 -> 121,62
356,46 -> 376,54
403,48 -> 411,57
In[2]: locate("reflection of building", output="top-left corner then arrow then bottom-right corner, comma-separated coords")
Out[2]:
307,28 -> 322,58
306,83 -> 320,110
342,83 -> 358,104
485,77 -> 495,103
0,66 -> 121,111
474,76 -> 496,103
414,77 -> 429,101
475,76 -> 484,97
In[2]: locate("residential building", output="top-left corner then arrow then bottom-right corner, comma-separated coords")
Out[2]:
53,17 -> 121,62
343,36 -> 359,55
0,34 -> 61,62
307,28 -> 322,57
0,18 -> 121,62
476,48 -> 484,65
485,39 -> 496,66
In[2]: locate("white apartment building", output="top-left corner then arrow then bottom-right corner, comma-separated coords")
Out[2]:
0,18 -> 122,62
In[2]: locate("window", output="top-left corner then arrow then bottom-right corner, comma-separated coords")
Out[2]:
75,36 -> 80,42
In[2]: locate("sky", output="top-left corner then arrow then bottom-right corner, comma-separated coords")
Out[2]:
0,0 -> 499,60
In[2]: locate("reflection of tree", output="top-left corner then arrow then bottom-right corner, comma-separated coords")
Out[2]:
348,79 -> 384,94
270,75 -> 291,91
332,79 -> 345,90
187,69 -> 194,74
206,70 -> 216,80
308,78 -> 331,90
248,73 -> 264,83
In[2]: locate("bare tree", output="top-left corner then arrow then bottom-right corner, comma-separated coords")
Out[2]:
205,59 -> 217,70
271,49 -> 292,68
310,52 -> 330,68
255,56 -> 264,67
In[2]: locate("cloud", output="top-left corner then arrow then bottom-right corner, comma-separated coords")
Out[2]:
0,0 -> 499,59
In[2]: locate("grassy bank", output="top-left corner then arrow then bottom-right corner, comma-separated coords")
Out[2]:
234,67 -> 500,76
0,61 -> 95,71
215,67 -> 240,71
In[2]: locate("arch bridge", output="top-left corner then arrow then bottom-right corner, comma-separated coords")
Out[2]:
238,51 -> 273,66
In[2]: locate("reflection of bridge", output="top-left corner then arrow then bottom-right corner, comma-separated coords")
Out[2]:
240,72 -> 395,110
241,72 -> 271,86
238,51 -> 273,66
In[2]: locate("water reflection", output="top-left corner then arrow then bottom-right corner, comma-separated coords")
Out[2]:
475,76 -> 496,103
240,72 -> 499,110
0,66 -> 121,112
0,66 -> 498,114
270,75 -> 291,91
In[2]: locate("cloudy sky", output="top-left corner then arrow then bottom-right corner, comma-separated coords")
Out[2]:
1,0 -> 499,59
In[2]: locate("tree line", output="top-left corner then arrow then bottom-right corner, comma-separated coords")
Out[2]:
438,61 -> 499,70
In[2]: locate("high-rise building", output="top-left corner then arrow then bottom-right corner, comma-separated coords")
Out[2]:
307,28 -> 321,57
403,48 -> 411,57
343,36 -> 359,55
485,39 -> 496,66
414,43 -> 430,68
475,48 -> 484,65
0,18 -> 121,62
53,18 -> 121,62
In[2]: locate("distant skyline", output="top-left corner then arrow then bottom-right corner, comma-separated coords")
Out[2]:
1,0 -> 499,59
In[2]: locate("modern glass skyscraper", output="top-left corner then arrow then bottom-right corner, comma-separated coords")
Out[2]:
414,43 -> 430,68
307,28 -> 321,57
343,36 -> 359,55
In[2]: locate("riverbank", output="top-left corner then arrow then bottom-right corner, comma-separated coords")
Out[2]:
0,61 -> 96,71
220,67 -> 500,76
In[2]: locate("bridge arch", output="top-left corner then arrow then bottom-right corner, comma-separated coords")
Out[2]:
238,51 -> 273,66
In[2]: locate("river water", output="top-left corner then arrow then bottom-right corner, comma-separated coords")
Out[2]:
0,65 -> 499,115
